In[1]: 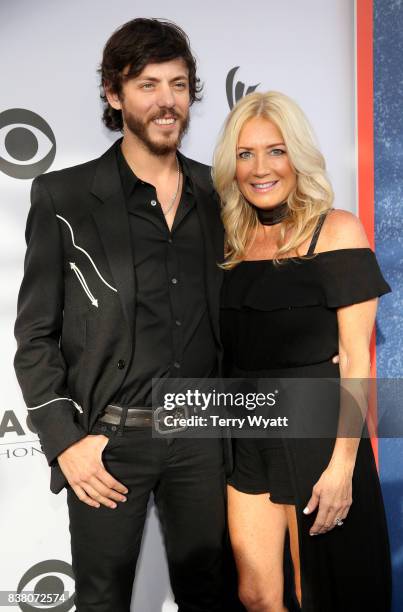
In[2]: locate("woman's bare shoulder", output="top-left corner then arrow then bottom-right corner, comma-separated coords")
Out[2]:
317,208 -> 370,252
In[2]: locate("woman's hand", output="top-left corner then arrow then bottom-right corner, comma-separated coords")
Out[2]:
303,461 -> 353,535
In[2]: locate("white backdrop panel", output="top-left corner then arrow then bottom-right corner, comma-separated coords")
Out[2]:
1,1 -> 354,610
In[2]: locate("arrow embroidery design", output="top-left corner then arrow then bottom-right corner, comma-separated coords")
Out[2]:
70,262 -> 99,308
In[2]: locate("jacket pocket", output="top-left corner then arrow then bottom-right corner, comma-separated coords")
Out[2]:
61,310 -> 86,366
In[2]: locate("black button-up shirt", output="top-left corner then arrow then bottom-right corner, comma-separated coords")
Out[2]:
113,146 -> 217,407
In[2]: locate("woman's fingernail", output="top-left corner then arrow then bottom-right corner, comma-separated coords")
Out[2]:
303,506 -> 310,514
310,532 -> 317,536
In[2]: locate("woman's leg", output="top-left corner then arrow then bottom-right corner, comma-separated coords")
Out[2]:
285,505 -> 302,608
227,485 -> 289,612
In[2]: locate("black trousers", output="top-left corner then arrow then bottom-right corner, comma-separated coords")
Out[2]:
67,421 -> 229,612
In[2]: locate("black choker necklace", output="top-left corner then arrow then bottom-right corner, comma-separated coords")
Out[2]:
254,201 -> 289,226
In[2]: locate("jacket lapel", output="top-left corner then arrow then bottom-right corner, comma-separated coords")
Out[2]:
90,140 -> 136,338
180,154 -> 224,346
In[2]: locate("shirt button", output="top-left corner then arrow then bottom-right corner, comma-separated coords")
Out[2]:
168,238 -> 173,244
173,362 -> 181,369
175,320 -> 181,326
171,278 -> 178,285
111,425 -> 117,432
150,200 -> 157,207
117,359 -> 126,369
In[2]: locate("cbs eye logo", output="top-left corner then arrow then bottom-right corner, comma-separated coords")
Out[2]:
16,560 -> 75,612
0,108 -> 56,179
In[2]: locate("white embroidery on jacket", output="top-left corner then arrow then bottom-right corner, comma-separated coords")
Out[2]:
70,262 -> 98,307
28,397 -> 83,413
56,215 -> 117,292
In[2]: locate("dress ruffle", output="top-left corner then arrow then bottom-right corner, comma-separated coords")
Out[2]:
221,248 -> 391,312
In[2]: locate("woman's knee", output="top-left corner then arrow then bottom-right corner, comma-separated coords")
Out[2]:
238,580 -> 284,612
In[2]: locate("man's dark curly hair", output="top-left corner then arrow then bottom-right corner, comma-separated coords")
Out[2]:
99,18 -> 203,131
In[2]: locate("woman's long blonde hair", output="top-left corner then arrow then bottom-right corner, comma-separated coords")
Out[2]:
212,91 -> 334,267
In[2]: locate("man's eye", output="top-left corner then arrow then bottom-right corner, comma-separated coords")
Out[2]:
142,83 -> 154,90
238,151 -> 252,159
175,82 -> 187,89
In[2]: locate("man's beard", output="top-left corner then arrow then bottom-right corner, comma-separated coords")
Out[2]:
123,107 -> 190,156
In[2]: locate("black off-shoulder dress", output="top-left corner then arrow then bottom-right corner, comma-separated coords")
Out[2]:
220,216 -> 392,612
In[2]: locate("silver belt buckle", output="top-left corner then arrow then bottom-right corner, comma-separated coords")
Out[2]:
153,405 -> 189,434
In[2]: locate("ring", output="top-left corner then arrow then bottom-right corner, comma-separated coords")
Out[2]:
334,517 -> 344,526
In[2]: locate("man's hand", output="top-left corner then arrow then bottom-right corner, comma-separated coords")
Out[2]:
57,435 -> 128,508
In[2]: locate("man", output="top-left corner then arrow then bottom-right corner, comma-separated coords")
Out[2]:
14,18 -> 232,612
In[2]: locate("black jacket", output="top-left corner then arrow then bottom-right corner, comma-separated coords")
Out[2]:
14,140 -> 224,494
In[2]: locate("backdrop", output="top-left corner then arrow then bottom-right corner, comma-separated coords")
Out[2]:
1,0 -> 400,610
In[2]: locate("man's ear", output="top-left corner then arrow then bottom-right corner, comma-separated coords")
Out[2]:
104,84 -> 122,111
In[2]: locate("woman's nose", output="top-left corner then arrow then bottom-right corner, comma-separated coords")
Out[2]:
253,156 -> 272,178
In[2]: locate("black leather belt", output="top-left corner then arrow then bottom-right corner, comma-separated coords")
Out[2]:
99,403 -> 189,432
100,405 -> 153,427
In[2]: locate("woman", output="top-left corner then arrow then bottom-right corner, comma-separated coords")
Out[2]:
213,92 -> 392,612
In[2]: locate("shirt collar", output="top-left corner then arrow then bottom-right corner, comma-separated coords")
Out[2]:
116,144 -> 193,200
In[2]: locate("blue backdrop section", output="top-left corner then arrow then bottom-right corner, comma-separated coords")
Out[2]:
374,1 -> 403,610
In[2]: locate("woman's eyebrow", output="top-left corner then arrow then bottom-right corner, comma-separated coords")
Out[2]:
237,142 -> 285,150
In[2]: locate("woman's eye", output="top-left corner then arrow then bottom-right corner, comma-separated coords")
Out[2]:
270,148 -> 285,156
238,151 -> 252,159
